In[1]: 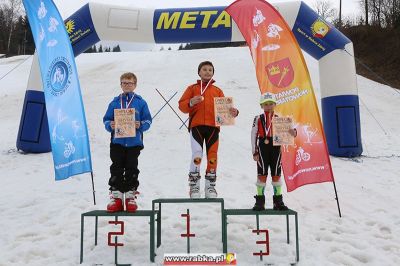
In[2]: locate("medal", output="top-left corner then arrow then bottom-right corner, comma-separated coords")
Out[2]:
263,112 -> 273,144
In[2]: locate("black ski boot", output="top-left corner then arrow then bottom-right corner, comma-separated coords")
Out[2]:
252,195 -> 265,211
273,195 -> 288,211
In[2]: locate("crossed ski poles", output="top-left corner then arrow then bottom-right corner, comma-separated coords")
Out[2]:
154,88 -> 188,130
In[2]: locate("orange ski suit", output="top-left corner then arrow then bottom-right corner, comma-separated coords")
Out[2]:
178,80 -> 224,173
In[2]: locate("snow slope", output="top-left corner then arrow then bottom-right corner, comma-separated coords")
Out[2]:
0,47 -> 399,265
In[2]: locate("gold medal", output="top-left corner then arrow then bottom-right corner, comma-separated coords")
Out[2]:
264,139 -> 269,144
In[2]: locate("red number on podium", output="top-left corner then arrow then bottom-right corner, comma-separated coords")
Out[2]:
108,221 -> 125,246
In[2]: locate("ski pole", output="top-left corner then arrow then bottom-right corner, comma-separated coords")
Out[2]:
155,88 -> 188,129
152,91 -> 178,120
179,117 -> 189,130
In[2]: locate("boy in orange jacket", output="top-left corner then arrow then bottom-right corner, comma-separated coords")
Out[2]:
178,61 -> 239,198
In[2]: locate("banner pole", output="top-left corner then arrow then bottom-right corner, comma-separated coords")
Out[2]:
91,171 -> 96,205
155,88 -> 188,129
332,180 -> 341,217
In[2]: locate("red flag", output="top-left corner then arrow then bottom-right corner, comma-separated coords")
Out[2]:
226,0 -> 335,191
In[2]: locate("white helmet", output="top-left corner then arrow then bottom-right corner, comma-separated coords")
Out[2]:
260,92 -> 277,105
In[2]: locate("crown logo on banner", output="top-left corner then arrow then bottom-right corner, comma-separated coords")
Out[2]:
268,65 -> 280,76
265,58 -> 294,89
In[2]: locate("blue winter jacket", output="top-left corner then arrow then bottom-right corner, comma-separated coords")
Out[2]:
103,92 -> 152,147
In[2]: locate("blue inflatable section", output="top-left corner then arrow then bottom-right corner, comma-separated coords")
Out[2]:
16,90 -> 51,153
65,3 -> 100,56
322,95 -> 362,157
292,2 -> 351,60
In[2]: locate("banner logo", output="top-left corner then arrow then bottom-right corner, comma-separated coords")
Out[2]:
252,30 -> 260,49
266,58 -> 294,88
38,1 -> 47,19
295,147 -> 311,165
65,19 -> 75,34
253,9 -> 265,27
267,23 -> 283,39
153,7 -> 232,43
262,44 -> 280,51
63,141 -> 76,158
48,17 -> 59,32
47,57 -> 72,96
311,18 -> 330,38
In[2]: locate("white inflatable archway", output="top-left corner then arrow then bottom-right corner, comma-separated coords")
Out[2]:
17,1 -> 362,157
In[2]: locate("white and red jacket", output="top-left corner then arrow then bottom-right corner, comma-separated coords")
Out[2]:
251,111 -> 278,155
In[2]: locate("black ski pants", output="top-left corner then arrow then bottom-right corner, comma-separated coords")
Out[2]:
108,143 -> 141,192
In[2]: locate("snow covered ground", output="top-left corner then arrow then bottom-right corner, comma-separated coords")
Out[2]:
0,47 -> 399,265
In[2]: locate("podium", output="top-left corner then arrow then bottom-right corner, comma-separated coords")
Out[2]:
79,210 -> 157,264
222,208 -> 299,262
152,198 -> 225,249
79,202 -> 300,264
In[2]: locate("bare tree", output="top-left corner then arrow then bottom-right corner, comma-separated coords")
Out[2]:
339,0 -> 342,27
2,0 -> 22,53
313,0 -> 338,22
359,0 -> 370,25
360,0 -> 399,28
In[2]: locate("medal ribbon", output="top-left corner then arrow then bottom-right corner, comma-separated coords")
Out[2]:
120,93 -> 134,109
200,79 -> 213,95
264,112 -> 273,138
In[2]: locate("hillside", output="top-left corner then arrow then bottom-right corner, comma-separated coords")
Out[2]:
343,26 -> 400,89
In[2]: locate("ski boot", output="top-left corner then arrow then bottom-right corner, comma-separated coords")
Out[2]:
252,195 -> 266,211
189,172 -> 201,198
125,190 -> 138,212
107,190 -> 124,212
273,195 -> 288,211
205,171 -> 217,198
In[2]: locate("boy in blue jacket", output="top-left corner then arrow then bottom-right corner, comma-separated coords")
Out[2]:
103,72 -> 152,212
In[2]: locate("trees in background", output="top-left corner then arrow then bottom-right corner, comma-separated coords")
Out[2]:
0,0 -> 35,56
313,0 -> 338,22
359,0 -> 400,28
312,0 -> 399,28
3,0 -> 22,52
0,0 -> 121,56
84,44 -> 121,53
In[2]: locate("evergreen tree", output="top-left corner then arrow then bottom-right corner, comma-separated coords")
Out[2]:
84,46 -> 93,53
112,44 -> 121,52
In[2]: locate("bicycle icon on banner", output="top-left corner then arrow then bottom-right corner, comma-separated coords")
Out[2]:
63,141 -> 76,158
295,147 -> 310,166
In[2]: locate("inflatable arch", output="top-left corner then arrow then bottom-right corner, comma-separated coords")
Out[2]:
17,0 -> 362,157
